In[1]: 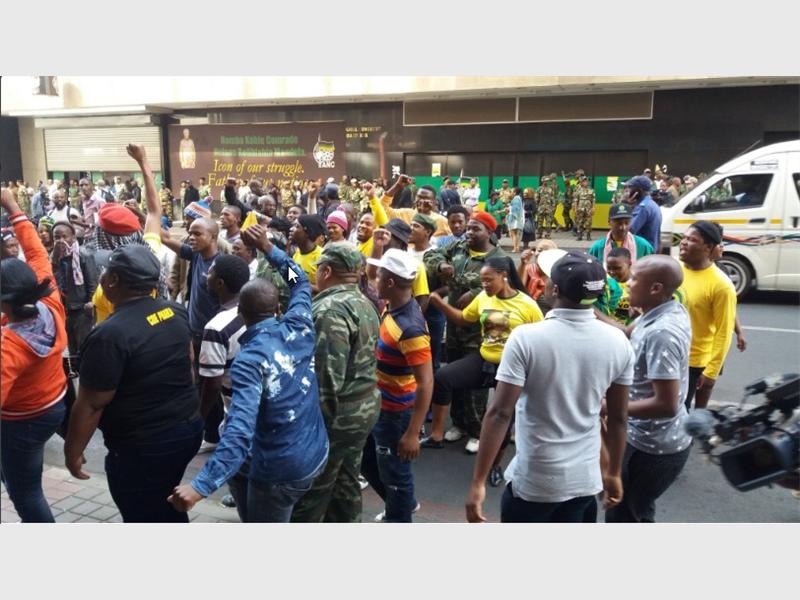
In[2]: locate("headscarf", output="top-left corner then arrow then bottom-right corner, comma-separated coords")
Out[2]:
94,226 -> 168,299
61,239 -> 85,287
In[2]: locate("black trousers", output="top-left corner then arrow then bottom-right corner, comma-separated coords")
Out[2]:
501,482 -> 597,523
193,335 -> 224,443
432,351 -> 495,406
684,366 -> 706,410
605,443 -> 692,523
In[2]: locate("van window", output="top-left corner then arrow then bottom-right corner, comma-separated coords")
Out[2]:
793,173 -> 800,203
685,174 -> 773,213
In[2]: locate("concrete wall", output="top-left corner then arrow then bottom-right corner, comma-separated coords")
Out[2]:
18,118 -> 47,184
3,76 -> 798,114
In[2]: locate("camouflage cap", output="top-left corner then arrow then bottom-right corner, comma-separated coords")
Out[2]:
316,242 -> 363,273
412,212 -> 437,233
541,174 -> 551,182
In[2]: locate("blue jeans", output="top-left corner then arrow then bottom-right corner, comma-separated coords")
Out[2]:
365,409 -> 416,523
228,457 -> 326,523
1,401 -> 66,523
104,416 -> 203,523
501,482 -> 598,523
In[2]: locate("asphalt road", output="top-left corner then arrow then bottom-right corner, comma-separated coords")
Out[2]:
42,239 -> 800,523
377,288 -> 800,523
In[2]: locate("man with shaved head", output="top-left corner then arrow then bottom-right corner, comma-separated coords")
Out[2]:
220,205 -> 243,244
605,255 -> 692,523
169,224 -> 328,522
161,216 -> 223,450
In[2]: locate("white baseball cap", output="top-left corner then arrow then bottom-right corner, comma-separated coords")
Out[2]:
367,248 -> 418,280
536,248 -> 567,278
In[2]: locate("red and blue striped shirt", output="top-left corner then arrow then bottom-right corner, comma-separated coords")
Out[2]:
376,299 -> 432,411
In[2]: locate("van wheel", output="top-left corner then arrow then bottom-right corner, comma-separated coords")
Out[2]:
717,255 -> 753,299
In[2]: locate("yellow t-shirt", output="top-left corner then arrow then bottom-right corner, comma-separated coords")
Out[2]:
371,196 -> 451,238
293,245 -> 323,285
358,237 -> 374,258
462,291 -> 544,363
612,279 -> 632,325
92,233 -> 162,324
412,265 -> 429,298
468,249 -> 489,258
678,263 -> 737,379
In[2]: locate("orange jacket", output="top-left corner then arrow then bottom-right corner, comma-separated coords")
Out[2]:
1,212 -> 68,420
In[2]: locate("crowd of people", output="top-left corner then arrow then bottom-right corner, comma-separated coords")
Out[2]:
1,146 -> 744,523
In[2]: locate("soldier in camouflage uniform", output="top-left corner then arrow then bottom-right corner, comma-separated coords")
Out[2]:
291,243 -> 381,523
498,179 -> 515,206
560,171 -> 577,232
535,174 -> 556,239
350,180 -> 366,216
198,177 -> 211,200
611,182 -> 626,205
159,182 -> 174,221
423,212 -> 506,445
255,253 -> 290,314
574,175 -> 596,241
339,176 -> 353,204
279,181 -> 295,216
15,181 -> 30,216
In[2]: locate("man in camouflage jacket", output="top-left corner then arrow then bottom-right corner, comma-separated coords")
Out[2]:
291,243 -> 381,522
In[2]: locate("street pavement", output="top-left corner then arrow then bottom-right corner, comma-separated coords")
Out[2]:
2,230 -> 798,523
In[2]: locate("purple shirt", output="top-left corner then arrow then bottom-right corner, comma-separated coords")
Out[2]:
82,194 -> 107,236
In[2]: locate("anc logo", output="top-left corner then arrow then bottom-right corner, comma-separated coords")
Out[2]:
313,135 -> 336,169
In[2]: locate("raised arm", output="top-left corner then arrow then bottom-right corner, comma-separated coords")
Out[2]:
307,180 -> 319,215
126,144 -> 161,237
2,188 -> 53,284
170,357 -> 263,510
428,292 -> 471,327
242,224 -> 311,321
160,228 -> 188,257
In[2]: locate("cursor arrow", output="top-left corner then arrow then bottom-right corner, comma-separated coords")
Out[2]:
287,266 -> 299,284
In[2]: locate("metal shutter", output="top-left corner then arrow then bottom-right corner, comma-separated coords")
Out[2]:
44,127 -> 162,171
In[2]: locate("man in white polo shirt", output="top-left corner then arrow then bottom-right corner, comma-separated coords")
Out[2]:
466,251 -> 634,523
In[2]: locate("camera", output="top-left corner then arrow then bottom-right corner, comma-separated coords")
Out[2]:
685,373 -> 799,492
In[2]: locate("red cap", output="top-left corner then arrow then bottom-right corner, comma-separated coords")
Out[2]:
470,211 -> 497,233
98,203 -> 141,235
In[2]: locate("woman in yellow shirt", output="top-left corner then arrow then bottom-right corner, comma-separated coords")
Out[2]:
422,256 -> 543,484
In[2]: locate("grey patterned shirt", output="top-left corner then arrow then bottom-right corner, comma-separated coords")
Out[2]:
628,300 -> 693,455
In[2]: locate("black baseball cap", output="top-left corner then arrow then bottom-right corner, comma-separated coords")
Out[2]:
608,203 -> 633,220
297,214 -> 326,240
550,251 -> 607,305
95,245 -> 160,287
385,218 -> 411,244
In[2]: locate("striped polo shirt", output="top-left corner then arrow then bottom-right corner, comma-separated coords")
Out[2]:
376,298 -> 432,411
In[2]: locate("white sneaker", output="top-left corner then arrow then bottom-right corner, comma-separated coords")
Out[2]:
465,438 -> 480,454
444,426 -> 466,442
358,475 -> 370,491
197,440 -> 218,454
374,502 -> 421,522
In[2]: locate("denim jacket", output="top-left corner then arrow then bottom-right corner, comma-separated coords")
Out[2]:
191,245 -> 328,496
